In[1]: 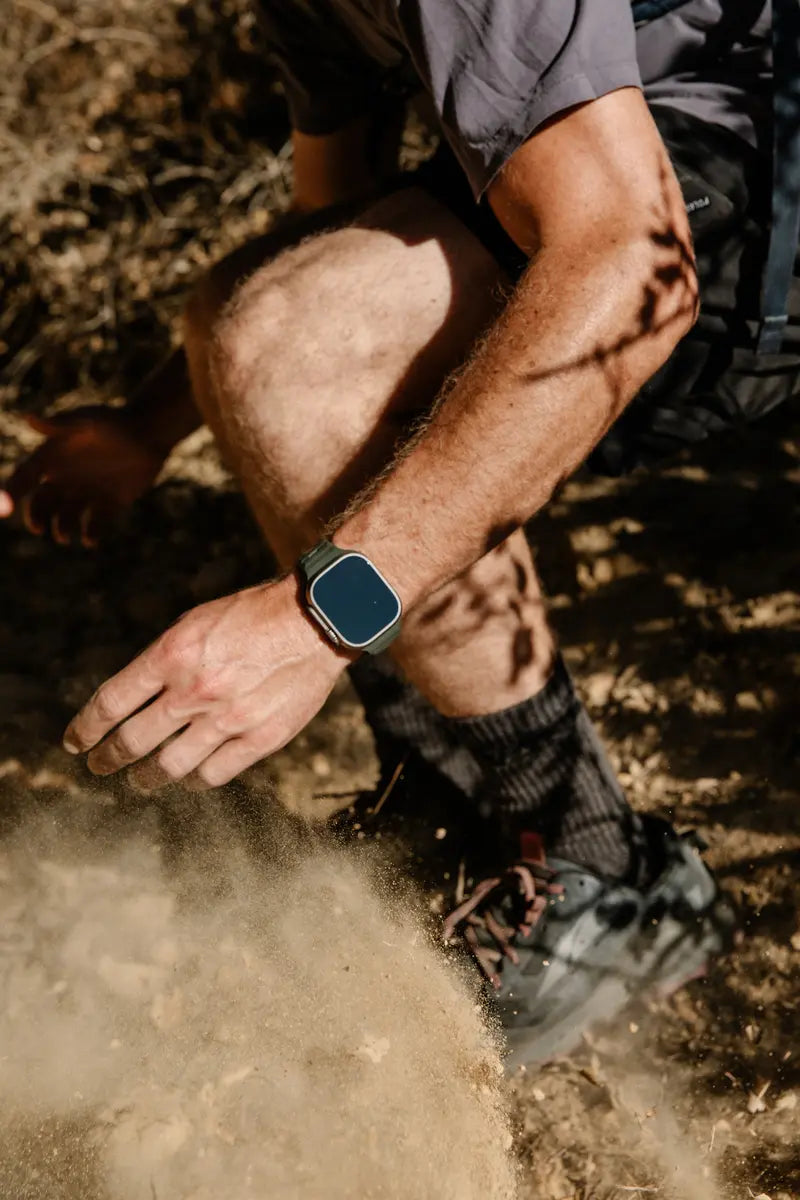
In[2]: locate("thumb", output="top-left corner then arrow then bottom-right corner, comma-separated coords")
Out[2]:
0,490 -> 13,518
25,412 -> 76,437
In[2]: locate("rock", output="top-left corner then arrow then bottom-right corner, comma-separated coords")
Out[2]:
310,753 -> 331,778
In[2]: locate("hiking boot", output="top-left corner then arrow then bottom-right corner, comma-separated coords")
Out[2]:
443,816 -> 737,1067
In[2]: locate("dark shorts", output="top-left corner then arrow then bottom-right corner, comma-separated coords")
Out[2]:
413,106 -> 800,475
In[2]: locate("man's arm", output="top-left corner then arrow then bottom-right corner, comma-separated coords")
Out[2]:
336,88 -> 698,608
291,122 -> 387,212
63,88 -> 698,786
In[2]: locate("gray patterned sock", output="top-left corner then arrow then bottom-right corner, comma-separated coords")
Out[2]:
447,654 -> 648,883
348,656 -> 482,795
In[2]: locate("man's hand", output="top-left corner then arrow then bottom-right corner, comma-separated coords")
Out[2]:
63,576 -> 348,789
0,407 -> 166,546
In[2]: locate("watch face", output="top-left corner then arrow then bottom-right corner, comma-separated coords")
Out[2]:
309,553 -> 402,648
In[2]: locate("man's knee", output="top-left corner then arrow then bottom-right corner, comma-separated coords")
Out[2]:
182,243 -> 303,423
183,189 -> 503,458
185,188 -> 501,410
182,259 -> 242,409
184,228 -> 401,489
183,243 -> 267,359
196,222 -> 428,423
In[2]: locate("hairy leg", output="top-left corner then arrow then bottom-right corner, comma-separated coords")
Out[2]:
184,189 -> 555,717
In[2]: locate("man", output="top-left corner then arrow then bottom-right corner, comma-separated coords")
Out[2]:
2,1 -> 790,1065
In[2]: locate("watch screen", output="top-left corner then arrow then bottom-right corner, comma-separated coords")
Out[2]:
310,554 -> 401,647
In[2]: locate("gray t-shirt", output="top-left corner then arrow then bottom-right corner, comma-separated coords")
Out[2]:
261,0 -> 771,198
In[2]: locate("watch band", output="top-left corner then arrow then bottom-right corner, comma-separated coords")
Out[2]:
298,538 -> 344,578
361,619 -> 402,655
298,539 -> 402,655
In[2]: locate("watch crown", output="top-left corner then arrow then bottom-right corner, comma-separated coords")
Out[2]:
309,607 -> 340,646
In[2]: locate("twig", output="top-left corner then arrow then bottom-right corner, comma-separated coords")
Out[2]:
153,165 -> 221,187
77,26 -> 159,46
6,337 -> 43,383
24,24 -> 158,68
455,858 -> 466,905
370,754 -> 408,818
12,0 -> 69,28
24,33 -> 73,67
311,789 -> 360,801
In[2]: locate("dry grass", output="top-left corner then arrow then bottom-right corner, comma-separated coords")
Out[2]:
1,0 -> 291,411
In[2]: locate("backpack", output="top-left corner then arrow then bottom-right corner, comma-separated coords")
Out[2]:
592,0 -> 800,472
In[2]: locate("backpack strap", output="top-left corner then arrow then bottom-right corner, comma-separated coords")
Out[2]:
630,0 -> 691,24
757,0 -> 800,355
633,0 -> 799,354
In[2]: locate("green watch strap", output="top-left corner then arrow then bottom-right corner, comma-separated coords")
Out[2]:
298,538 -> 343,579
298,539 -> 402,655
361,620 -> 402,655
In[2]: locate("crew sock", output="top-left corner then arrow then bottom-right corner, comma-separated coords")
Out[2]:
446,654 -> 651,884
349,653 -> 651,886
348,656 -> 482,796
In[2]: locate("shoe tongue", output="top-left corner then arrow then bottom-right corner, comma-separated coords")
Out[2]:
519,831 -> 546,864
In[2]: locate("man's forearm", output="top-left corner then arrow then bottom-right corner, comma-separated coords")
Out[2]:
335,223 -> 697,609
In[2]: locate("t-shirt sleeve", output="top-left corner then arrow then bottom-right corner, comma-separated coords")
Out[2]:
259,0 -> 385,135
397,0 -> 643,198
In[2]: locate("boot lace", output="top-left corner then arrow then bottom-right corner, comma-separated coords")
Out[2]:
443,835 -> 563,988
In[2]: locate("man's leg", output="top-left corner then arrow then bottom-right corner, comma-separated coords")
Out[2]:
186,190 -> 555,704
183,188 -> 642,879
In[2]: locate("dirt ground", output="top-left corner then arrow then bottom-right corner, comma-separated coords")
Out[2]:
2,2 -> 799,1197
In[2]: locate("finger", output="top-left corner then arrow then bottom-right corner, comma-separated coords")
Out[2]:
146,717 -> 229,784
126,757 -> 173,793
80,498 -> 123,549
51,510 -> 71,546
63,649 -> 166,754
4,453 -> 49,508
195,733 -> 273,790
181,772 -> 214,793
25,413 -> 71,437
21,482 -> 57,536
79,505 -> 103,549
0,491 -> 13,518
26,480 -> 72,540
51,491 -> 94,547
86,695 -> 189,776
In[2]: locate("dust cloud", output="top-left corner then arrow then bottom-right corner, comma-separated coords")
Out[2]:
0,789 -> 517,1200
611,1073 -> 724,1200
511,1048 -> 729,1200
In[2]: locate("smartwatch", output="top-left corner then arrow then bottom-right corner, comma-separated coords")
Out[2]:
298,539 -> 403,654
